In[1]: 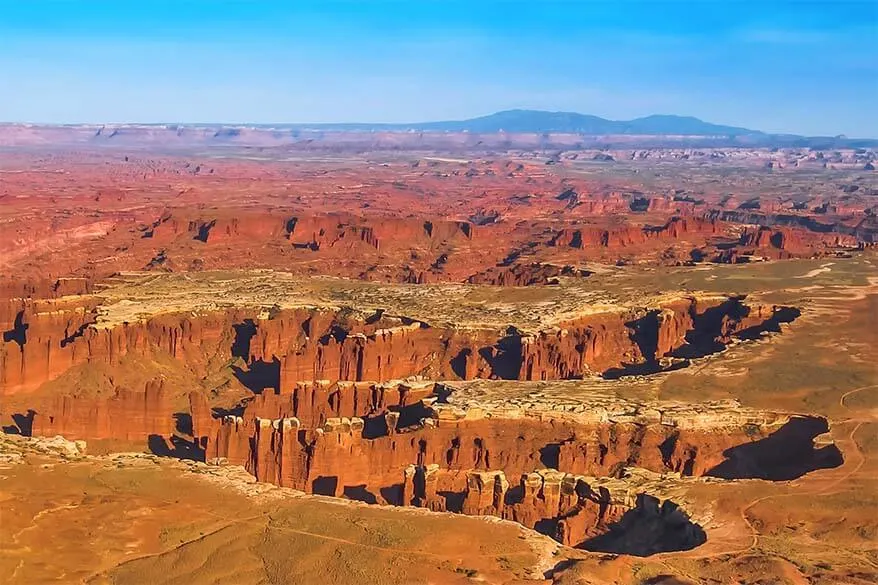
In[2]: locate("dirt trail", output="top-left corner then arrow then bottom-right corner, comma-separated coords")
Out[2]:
839,384 -> 878,412
657,380 -> 876,568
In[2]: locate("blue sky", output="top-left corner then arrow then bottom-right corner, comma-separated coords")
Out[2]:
0,1 -> 876,136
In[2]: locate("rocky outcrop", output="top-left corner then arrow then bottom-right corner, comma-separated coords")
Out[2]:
197,403 -> 803,495
189,378 -> 432,443
192,405 -> 725,550
520,296 -> 792,379
550,217 -> 717,250
737,225 -> 861,257
466,263 -> 591,286
401,466 -> 632,548
190,399 -> 830,550
711,210 -> 878,244
145,211 -> 291,243
1,296 -> 100,394
1,306 -> 470,395
31,379 -> 174,442
7,277 -> 799,458
3,293 -> 798,401
144,211 -> 475,253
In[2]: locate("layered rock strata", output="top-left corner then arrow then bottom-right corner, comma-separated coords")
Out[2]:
194,393 -> 805,494
31,379 -> 174,442
3,293 -> 796,396
189,388 -> 829,551
400,466 -> 705,553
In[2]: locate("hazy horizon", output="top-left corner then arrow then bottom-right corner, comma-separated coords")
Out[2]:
1,1 -> 876,137
0,109 -> 864,139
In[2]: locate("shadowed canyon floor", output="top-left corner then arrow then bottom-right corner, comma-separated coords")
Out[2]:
1,151 -> 877,584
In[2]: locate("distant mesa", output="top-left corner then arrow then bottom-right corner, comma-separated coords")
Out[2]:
276,109 -> 766,137
2,109 -> 875,149
401,110 -> 763,137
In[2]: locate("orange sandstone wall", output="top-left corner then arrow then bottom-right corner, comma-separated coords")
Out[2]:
31,379 -> 174,442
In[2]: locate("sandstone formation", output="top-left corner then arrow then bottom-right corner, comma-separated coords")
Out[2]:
3,151 -> 874,291
401,466 -> 706,554
195,393 -> 802,492
2,265 -> 805,463
184,380 -> 838,549
3,275 -> 797,403
549,217 -> 718,250
2,148 -> 872,569
31,379 -> 174,443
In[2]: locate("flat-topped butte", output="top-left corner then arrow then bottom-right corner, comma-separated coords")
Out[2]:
434,379 -> 789,431
88,270 -> 732,334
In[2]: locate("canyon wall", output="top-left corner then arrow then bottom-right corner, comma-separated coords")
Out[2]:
146,211 -> 475,252
190,405 -> 824,550
31,379 -> 174,442
550,217 -> 718,250
400,466 -> 704,553
4,294 -> 792,396
9,293 -> 798,449
197,407 -> 777,496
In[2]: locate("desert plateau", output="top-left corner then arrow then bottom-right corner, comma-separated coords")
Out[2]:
2,2 -> 877,583
1,129 -> 877,585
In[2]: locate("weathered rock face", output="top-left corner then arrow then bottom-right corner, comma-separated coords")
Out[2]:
271,318 -> 480,389
189,379 -> 432,441
0,278 -> 92,304
737,225 -> 861,258
519,296 -> 793,379
466,264 -> 591,286
31,379 -> 174,442
0,268 -> 828,556
198,405 -> 796,495
1,306 -> 468,396
145,211 -> 475,253
7,284 -> 800,468
1,296 -> 100,394
146,211 -> 291,244
4,293 -> 795,398
194,403 -> 819,550
2,305 -> 244,395
550,217 -> 718,250
401,466 -> 634,548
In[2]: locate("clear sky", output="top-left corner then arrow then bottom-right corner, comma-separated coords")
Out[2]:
1,0 -> 876,136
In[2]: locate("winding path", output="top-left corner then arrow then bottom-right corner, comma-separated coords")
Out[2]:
657,381 -> 877,572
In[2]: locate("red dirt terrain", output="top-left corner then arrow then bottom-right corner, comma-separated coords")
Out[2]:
1,144 -> 877,584
1,150 -> 874,288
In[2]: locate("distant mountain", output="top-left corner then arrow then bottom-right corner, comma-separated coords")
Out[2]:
273,110 -> 877,148
290,109 -> 765,137
3,110 -> 876,150
419,110 -> 761,136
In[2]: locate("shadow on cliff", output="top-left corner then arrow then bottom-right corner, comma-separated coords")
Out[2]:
148,434 -> 205,461
669,300 -> 799,360
606,303 -> 801,379
602,359 -> 688,380
230,319 -> 281,393
449,348 -> 471,379
735,306 -> 801,340
477,330 -> 523,379
580,495 -> 706,556
312,475 -> 339,496
343,484 -> 378,504
147,413 -> 205,461
706,415 -> 843,481
231,319 -> 257,359
2,410 -> 35,436
232,358 -> 281,394
2,310 -> 28,346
